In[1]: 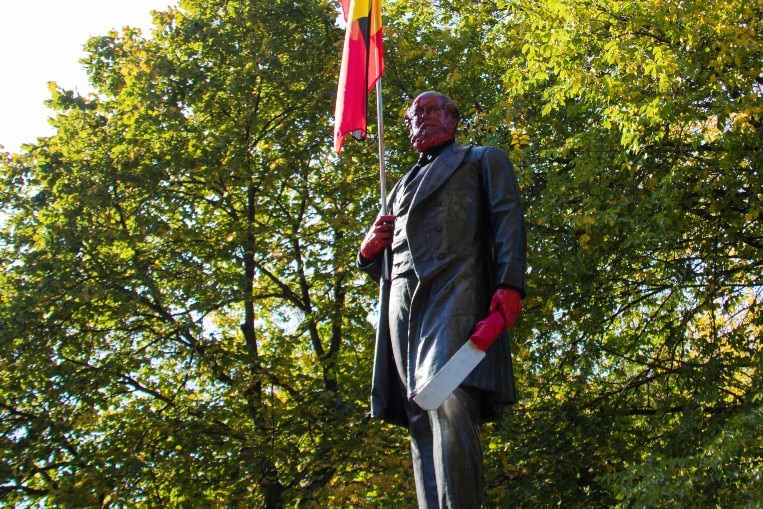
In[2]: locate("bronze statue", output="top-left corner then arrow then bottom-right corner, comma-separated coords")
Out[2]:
358,91 -> 527,508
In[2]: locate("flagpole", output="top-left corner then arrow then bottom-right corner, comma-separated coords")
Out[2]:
374,77 -> 391,282
375,78 -> 387,215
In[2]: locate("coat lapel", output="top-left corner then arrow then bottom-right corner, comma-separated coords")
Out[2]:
410,144 -> 470,212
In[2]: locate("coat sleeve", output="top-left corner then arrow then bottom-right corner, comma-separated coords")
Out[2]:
357,251 -> 383,282
479,147 -> 527,297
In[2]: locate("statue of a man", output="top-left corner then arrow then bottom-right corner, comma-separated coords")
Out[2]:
358,91 -> 527,508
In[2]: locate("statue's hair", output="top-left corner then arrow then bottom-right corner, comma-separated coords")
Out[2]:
404,91 -> 460,129
436,93 -> 460,122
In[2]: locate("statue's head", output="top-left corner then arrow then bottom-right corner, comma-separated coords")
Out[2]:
404,91 -> 459,152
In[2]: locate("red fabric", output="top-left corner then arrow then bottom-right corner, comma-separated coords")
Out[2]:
334,0 -> 384,154
469,312 -> 506,352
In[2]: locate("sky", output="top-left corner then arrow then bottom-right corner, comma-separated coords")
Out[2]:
0,0 -> 178,153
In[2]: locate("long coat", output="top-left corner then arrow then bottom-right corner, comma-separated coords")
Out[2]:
359,143 -> 526,427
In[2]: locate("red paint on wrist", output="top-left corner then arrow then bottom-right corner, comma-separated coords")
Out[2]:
469,312 -> 506,352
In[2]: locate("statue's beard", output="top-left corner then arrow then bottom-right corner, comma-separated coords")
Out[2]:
410,124 -> 451,152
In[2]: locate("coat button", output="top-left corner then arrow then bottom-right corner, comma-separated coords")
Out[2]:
435,225 -> 443,232
437,253 -> 446,260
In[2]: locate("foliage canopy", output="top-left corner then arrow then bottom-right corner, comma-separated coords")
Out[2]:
1,0 -> 761,507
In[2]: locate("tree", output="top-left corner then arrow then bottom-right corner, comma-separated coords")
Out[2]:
2,0 -> 762,507
1,0 -> 411,507
466,0 -> 763,506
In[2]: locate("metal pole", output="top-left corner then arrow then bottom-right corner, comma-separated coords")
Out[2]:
375,77 -> 388,215
375,78 -> 390,281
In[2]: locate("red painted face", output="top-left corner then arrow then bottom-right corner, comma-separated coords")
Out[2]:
405,93 -> 458,152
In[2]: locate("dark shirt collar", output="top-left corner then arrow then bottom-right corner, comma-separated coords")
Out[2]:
418,140 -> 455,164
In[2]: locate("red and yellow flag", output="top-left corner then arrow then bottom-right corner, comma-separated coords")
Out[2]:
333,0 -> 384,154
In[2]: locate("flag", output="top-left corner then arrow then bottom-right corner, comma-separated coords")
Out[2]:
333,0 -> 384,154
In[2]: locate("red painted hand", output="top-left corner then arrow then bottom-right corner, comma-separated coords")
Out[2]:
359,215 -> 395,261
488,288 -> 522,330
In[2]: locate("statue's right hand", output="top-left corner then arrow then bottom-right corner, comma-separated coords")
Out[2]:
359,215 -> 396,261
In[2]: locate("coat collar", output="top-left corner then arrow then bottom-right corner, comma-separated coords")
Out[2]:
409,143 -> 470,212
